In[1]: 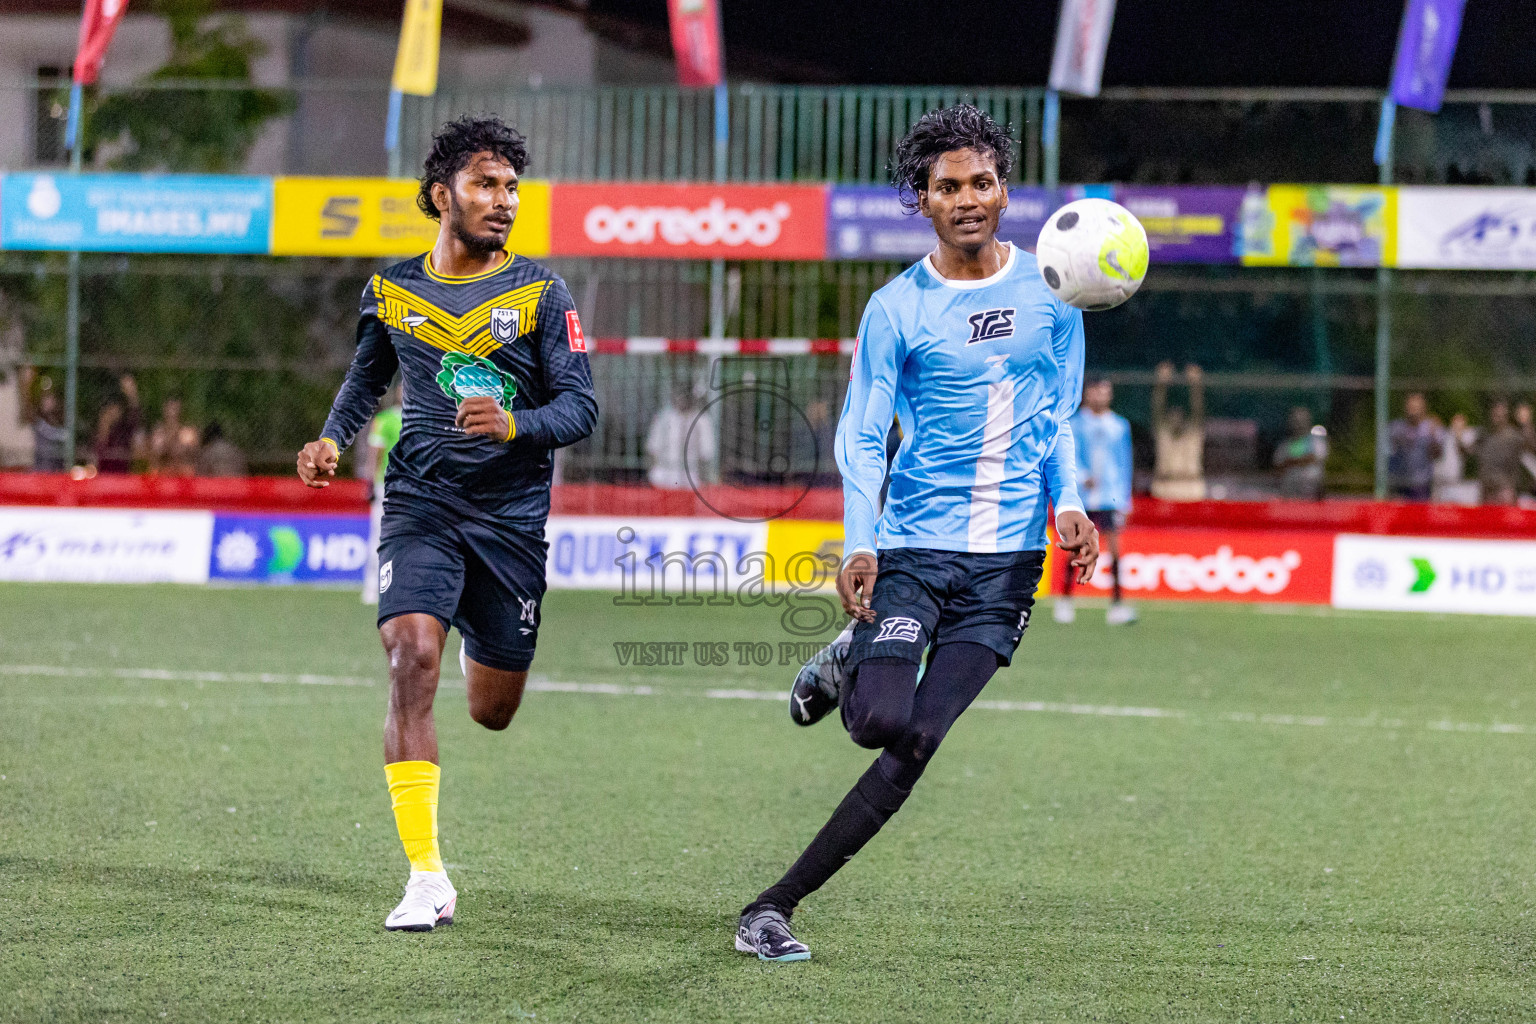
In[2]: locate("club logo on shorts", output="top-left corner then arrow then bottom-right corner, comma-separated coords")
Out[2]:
873,616 -> 922,644
436,352 -> 519,410
966,307 -> 1016,344
489,307 -> 520,343
379,559 -> 393,593
519,598 -> 537,625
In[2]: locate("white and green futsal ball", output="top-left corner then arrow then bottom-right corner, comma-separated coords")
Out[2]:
1034,198 -> 1149,311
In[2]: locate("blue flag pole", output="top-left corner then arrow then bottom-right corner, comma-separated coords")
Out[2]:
385,88 -> 404,177
1373,97 -> 1397,168
1042,89 -> 1060,189
64,81 -> 84,150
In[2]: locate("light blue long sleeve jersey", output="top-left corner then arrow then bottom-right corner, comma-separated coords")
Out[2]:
837,243 -> 1086,557
1071,407 -> 1134,512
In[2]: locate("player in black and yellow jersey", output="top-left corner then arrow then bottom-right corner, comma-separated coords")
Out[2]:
297,115 -> 597,932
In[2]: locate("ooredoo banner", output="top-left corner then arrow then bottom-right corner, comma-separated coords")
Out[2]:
1069,527 -> 1335,604
1332,534 -> 1536,616
1396,187 -> 1536,269
0,508 -> 212,583
549,183 -> 827,259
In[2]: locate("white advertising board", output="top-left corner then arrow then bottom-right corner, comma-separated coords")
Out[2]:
544,515 -> 769,593
1331,533 -> 1536,616
0,507 -> 213,583
1396,187 -> 1536,269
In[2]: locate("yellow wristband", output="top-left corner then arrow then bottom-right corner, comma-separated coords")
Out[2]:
504,414 -> 516,443
319,437 -> 339,453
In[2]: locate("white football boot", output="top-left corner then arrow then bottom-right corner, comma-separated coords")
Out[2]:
385,870 -> 457,932
1105,602 -> 1138,626
1052,597 -> 1076,624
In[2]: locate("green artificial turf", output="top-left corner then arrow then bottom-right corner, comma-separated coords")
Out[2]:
3,584 -> 1535,1022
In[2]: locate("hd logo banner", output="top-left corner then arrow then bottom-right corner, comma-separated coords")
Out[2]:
270,177 -> 551,257
210,513 -> 370,585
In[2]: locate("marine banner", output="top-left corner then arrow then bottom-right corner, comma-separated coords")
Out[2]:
1395,187 -> 1536,269
0,173 -> 271,253
1241,185 -> 1397,268
270,176 -> 551,258
0,508 -> 212,583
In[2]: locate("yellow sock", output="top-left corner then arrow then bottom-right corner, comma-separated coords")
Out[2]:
385,760 -> 444,874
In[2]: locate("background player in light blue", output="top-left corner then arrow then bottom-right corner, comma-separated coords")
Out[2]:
736,104 -> 1099,963
1056,376 -> 1137,625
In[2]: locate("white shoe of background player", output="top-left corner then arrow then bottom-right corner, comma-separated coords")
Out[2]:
385,870 -> 457,932
1106,602 -> 1138,626
1052,598 -> 1076,624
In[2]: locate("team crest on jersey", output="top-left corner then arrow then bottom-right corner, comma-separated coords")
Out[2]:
436,352 -> 519,410
490,307 -> 520,343
966,307 -> 1016,344
873,616 -> 923,644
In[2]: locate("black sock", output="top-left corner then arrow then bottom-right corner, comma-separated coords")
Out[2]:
747,751 -> 921,916
1110,548 -> 1122,602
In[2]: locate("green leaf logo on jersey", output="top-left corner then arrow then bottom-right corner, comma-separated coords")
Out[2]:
436,353 -> 518,410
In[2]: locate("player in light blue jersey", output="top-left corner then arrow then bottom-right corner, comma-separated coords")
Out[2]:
1056,377 -> 1137,625
736,105 -> 1099,963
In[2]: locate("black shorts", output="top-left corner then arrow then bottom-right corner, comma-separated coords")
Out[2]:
1087,509 -> 1127,533
377,497 -> 548,672
847,547 -> 1046,670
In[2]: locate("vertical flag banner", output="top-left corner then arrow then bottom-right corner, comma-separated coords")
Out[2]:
1049,0 -> 1117,98
386,0 -> 443,156
667,0 -> 723,88
1389,0 -> 1467,113
66,0 -> 130,148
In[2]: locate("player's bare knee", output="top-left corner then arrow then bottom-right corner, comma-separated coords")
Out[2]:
468,696 -> 518,731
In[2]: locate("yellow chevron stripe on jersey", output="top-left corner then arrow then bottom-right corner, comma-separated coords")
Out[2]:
372,276 -> 549,356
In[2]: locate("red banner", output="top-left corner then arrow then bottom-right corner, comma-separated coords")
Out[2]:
73,0 -> 130,85
1061,527 -> 1336,604
666,0 -> 723,87
550,183 -> 828,260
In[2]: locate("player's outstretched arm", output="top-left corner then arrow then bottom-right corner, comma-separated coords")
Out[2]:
300,281 -> 400,486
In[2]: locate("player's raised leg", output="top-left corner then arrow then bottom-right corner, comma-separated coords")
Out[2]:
380,612 -> 458,932
788,619 -> 856,726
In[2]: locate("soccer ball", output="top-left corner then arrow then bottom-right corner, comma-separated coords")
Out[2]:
1034,198 -> 1149,311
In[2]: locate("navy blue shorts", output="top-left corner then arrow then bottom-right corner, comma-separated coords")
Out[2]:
376,497 -> 547,672
847,548 -> 1046,669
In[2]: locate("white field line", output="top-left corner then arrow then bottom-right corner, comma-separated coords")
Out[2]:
4,664 -> 1531,737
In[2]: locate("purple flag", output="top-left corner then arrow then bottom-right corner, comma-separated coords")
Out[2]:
1389,0 -> 1466,113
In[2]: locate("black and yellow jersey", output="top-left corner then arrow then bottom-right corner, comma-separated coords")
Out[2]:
320,251 -> 598,526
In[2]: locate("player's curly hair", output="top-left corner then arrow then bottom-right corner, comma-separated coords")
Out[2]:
892,104 -> 1014,213
417,114 -> 530,220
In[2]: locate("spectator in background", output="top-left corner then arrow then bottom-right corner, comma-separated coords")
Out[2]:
93,373 -> 143,473
1388,392 -> 1440,501
1273,406 -> 1329,500
195,421 -> 246,477
149,397 -> 198,475
32,390 -> 68,471
646,380 -> 714,490
1151,361 -> 1206,501
1431,412 -> 1478,505
1477,400 -> 1526,506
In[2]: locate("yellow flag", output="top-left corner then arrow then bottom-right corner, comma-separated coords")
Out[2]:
391,0 -> 443,97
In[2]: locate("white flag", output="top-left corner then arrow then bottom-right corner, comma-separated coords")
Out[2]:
1049,0 -> 1117,98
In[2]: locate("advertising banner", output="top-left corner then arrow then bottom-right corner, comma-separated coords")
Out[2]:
1117,185 -> 1245,264
0,508 -> 212,583
210,513 -> 370,585
1242,185 -> 1397,268
270,176 -> 551,258
1332,534 -> 1536,617
1390,0 -> 1467,113
1049,0 -> 1117,98
550,183 -> 827,260
1067,527 -> 1335,604
826,185 -> 1057,260
764,518 -> 843,586
1396,187 -> 1536,269
666,0 -> 723,88
545,515 -> 768,592
0,173 -> 272,253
